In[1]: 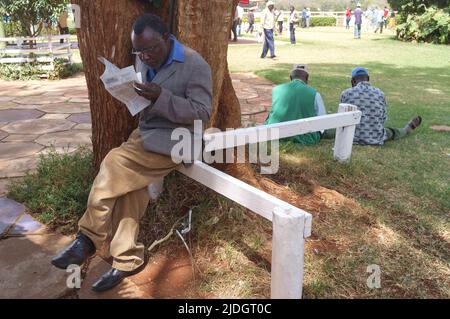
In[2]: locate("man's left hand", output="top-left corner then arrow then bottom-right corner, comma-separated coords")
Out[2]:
134,82 -> 162,103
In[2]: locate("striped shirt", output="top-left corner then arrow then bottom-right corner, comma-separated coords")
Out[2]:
340,81 -> 387,145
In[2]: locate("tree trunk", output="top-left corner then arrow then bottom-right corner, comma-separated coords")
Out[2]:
176,0 -> 241,131
72,0 -> 241,170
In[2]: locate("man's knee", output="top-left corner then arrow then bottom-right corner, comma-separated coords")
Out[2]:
100,147 -> 125,170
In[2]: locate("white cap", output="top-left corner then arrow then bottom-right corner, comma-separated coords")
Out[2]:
357,2 -> 361,7
267,1 -> 275,7
291,64 -> 308,74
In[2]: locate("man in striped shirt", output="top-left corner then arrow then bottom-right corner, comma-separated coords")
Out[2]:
340,67 -> 422,145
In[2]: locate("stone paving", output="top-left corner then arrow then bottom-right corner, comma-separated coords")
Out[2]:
0,73 -> 92,188
0,197 -> 73,298
0,72 -> 273,193
0,71 -> 273,298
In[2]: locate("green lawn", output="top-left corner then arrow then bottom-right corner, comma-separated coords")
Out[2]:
226,27 -> 450,298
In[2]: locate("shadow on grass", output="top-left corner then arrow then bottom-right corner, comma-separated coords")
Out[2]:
253,63 -> 449,297
255,61 -> 450,116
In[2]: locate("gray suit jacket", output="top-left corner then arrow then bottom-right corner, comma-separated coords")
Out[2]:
135,45 -> 212,162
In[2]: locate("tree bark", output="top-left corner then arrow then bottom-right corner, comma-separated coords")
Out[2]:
175,0 -> 241,130
72,0 -> 241,170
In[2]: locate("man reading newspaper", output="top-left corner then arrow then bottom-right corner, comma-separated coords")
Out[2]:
51,13 -> 212,292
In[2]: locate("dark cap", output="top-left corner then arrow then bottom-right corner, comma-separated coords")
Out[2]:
351,67 -> 369,78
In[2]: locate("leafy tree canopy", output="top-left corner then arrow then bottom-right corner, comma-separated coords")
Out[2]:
0,0 -> 69,36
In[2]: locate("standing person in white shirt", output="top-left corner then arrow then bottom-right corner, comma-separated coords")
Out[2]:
306,8 -> 311,28
288,6 -> 299,44
260,1 -> 276,59
374,8 -> 384,33
276,9 -> 284,35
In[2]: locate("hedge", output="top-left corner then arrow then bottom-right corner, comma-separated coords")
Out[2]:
309,17 -> 336,27
242,15 -> 336,27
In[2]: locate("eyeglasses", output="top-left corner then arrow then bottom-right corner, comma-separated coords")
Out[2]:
131,42 -> 161,56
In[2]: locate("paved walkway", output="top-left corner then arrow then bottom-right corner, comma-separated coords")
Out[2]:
0,72 -> 273,298
0,72 -> 273,194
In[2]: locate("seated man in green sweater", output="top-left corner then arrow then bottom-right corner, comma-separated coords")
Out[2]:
265,64 -> 327,145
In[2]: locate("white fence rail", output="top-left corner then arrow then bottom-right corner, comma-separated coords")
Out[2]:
204,106 -> 361,161
149,103 -> 361,298
0,35 -> 72,68
250,11 -> 348,27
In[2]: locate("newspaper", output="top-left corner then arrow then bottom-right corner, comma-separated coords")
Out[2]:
98,57 -> 150,116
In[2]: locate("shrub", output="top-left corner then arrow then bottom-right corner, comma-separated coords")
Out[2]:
0,57 -> 83,80
0,60 -> 45,80
309,17 -> 336,27
7,147 -> 95,232
3,21 -> 24,37
48,58 -> 84,79
396,6 -> 450,44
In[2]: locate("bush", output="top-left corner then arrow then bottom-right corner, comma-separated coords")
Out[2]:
0,60 -> 46,80
7,147 -> 95,232
396,6 -> 450,44
2,21 -> 24,37
309,17 -> 336,27
243,17 -> 261,23
0,57 -> 83,80
48,58 -> 84,80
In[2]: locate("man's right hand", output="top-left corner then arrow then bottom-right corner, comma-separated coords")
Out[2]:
134,82 -> 162,103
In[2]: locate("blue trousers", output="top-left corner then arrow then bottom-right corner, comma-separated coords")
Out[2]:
289,23 -> 296,44
261,28 -> 275,58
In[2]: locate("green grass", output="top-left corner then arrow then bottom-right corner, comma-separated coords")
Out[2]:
227,27 -> 450,298
7,147 -> 95,233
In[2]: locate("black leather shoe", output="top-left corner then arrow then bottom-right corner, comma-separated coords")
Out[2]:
91,266 -> 144,292
51,232 -> 96,269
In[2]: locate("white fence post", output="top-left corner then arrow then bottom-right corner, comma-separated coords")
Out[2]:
333,103 -> 359,162
271,207 -> 305,299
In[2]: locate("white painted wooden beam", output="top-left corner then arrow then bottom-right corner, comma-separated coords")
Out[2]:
204,111 -> 361,152
0,44 -> 71,54
0,54 -> 72,64
271,206 -> 305,299
0,35 -> 71,42
333,104 -> 359,162
176,161 -> 312,237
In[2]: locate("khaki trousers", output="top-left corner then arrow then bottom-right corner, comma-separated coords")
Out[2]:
78,129 -> 180,271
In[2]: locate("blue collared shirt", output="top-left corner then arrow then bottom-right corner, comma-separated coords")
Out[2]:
147,34 -> 185,82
